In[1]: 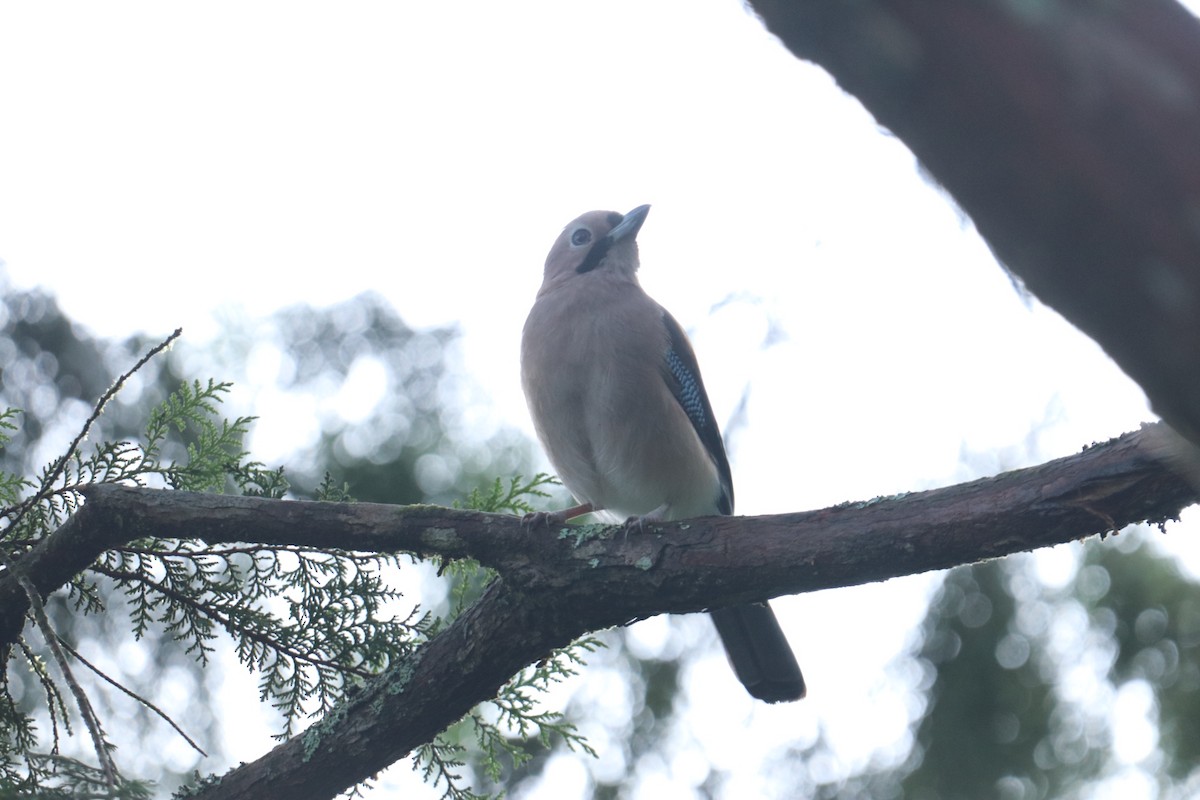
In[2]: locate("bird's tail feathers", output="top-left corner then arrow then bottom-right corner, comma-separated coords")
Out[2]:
710,602 -> 805,703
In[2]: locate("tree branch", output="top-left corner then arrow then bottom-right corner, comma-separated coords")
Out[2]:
0,423 -> 1193,799
747,0 -> 1200,446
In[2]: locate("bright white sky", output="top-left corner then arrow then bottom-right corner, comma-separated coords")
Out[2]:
1,2 -> 1197,798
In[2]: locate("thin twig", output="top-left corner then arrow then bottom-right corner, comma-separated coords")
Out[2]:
56,634 -> 209,758
17,638 -> 67,745
20,571 -> 116,784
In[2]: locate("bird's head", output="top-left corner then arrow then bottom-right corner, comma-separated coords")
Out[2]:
541,204 -> 650,287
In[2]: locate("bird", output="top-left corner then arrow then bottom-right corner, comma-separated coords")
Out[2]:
520,204 -> 805,703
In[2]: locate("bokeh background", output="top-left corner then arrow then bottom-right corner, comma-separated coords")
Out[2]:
3,2 -> 1200,798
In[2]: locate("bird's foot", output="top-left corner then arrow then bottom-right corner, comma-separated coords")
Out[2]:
620,503 -> 671,536
521,510 -> 557,529
522,502 -> 595,529
621,516 -> 647,536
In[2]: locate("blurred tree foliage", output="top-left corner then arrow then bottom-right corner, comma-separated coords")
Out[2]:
1086,532 -> 1200,789
900,560 -> 1085,800
888,527 -> 1200,800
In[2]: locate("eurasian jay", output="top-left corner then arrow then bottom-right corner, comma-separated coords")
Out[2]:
520,204 -> 805,703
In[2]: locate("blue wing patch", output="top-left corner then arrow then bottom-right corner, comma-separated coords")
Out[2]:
665,348 -> 708,432
660,309 -> 735,515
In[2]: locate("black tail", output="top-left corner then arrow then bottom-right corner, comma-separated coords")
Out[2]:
710,602 -> 805,703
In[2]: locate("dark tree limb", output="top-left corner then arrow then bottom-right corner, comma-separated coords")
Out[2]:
0,424 -> 1194,800
748,0 -> 1200,446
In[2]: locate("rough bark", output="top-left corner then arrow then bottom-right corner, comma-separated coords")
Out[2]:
0,424 -> 1194,800
748,0 -> 1200,445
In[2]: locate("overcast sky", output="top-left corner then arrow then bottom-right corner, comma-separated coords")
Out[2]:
2,3 -> 1196,798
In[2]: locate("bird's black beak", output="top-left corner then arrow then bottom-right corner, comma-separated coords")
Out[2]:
608,204 -> 650,243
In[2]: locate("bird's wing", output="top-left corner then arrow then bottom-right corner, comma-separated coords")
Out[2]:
660,309 -> 735,515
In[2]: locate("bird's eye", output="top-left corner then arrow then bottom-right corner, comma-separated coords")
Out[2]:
570,228 -> 592,246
